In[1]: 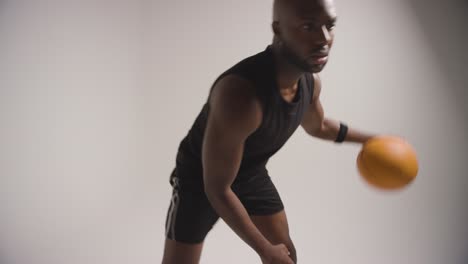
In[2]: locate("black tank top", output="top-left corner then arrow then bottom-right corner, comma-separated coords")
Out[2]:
174,46 -> 314,187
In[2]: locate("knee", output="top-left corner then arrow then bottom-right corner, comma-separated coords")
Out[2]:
162,239 -> 204,264
286,240 -> 297,263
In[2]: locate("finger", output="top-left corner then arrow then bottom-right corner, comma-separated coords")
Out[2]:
280,245 -> 290,255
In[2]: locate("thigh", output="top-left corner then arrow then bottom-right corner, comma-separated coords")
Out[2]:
232,175 -> 285,216
250,210 -> 291,244
162,238 -> 204,264
234,176 -> 296,261
250,210 -> 297,263
163,173 -> 220,263
165,173 -> 219,244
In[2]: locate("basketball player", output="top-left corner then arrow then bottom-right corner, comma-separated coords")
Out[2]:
163,0 -> 375,263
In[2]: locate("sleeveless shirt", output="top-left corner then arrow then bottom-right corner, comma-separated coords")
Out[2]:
174,46 -> 314,188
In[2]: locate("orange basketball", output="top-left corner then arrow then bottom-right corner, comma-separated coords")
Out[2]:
357,136 -> 419,190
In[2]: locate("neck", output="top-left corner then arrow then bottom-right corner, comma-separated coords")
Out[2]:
271,43 -> 304,91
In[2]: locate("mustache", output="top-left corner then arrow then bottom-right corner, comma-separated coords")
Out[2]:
311,46 -> 329,54
308,46 -> 329,58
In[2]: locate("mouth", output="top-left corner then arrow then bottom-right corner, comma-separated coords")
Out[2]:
308,45 -> 330,64
308,54 -> 328,65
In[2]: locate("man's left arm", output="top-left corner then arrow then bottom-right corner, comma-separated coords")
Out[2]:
301,74 -> 375,144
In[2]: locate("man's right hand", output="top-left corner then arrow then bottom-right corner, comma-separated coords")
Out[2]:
261,243 -> 294,264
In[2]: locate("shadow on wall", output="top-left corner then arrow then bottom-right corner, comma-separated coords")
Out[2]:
407,0 -> 468,114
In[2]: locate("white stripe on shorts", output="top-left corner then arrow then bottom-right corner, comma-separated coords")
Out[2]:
166,178 -> 180,239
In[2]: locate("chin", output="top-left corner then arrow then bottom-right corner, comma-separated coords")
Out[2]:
302,60 -> 327,73
308,64 -> 326,73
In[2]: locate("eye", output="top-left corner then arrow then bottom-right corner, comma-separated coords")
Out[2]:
326,23 -> 336,30
302,23 -> 314,31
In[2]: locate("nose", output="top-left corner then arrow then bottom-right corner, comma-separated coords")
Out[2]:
317,25 -> 331,45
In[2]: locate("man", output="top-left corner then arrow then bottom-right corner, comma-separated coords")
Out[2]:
162,0 -> 375,263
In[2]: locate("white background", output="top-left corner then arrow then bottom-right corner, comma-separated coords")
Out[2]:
1,0 -> 467,263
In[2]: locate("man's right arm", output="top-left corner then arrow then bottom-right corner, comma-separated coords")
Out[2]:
202,75 -> 292,264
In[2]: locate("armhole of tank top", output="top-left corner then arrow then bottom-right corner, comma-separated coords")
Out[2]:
208,73 -> 227,98
206,73 -> 229,114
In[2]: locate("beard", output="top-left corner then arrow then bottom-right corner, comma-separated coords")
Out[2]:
278,40 -> 325,73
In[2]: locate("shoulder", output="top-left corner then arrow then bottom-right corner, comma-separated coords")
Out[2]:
211,74 -> 259,105
208,74 -> 262,132
218,48 -> 272,83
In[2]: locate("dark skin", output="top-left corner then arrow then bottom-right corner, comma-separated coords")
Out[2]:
162,0 -> 375,263
272,0 -> 372,142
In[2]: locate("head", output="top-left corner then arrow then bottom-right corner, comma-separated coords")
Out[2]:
272,0 -> 337,73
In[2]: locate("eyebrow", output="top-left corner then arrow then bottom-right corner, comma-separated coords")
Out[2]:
300,16 -> 338,24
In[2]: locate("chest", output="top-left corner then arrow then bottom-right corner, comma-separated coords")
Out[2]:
245,80 -> 311,151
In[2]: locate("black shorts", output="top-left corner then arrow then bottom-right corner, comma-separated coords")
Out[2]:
164,169 -> 284,244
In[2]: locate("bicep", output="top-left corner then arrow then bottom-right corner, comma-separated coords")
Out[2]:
202,117 -> 246,192
301,97 -> 324,135
301,74 -> 325,135
202,76 -> 261,192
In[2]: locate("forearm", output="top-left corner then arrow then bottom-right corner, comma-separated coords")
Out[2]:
314,118 -> 375,144
206,188 -> 271,256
